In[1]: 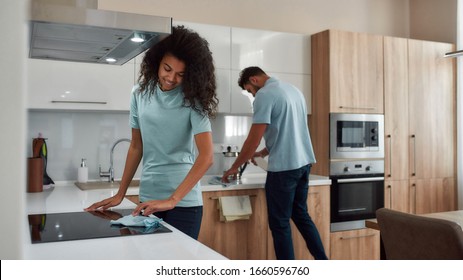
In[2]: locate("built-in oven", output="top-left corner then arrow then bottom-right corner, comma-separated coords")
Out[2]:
330,160 -> 384,232
330,113 -> 384,159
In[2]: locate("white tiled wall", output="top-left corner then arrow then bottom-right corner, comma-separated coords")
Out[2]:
27,112 -> 265,182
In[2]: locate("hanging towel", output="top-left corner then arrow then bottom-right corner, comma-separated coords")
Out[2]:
217,195 -> 252,222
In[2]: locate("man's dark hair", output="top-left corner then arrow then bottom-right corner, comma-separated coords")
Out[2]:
238,66 -> 267,90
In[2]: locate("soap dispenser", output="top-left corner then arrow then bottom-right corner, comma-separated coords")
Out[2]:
77,158 -> 88,183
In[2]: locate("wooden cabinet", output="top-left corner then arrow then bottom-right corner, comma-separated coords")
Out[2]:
330,228 -> 380,260
312,30 -> 384,115
412,178 -> 456,214
384,36 -> 409,182
383,36 -> 456,214
266,185 -> 330,260
310,29 -> 384,176
384,180 -> 411,213
198,188 -> 268,260
199,184 -> 330,260
27,59 -> 135,111
408,39 -> 455,180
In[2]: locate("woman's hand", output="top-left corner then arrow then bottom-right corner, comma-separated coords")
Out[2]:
132,198 -> 177,216
84,195 -> 124,211
86,209 -> 123,220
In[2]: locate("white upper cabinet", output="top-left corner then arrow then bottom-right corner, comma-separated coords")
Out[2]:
231,28 -> 310,74
231,28 -> 311,114
174,21 -> 232,113
27,59 -> 135,111
27,21 -> 310,114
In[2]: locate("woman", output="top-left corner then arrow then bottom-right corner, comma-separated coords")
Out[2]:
85,26 -> 218,239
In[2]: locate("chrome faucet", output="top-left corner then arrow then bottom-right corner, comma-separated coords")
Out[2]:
99,138 -> 131,182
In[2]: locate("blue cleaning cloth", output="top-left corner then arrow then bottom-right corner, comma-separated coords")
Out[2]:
110,214 -> 162,228
208,176 -> 237,187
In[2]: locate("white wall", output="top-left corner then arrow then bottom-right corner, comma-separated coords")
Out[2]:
410,0 -> 457,43
0,0 -> 27,259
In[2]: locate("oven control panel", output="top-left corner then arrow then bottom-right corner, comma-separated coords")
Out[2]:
330,160 -> 384,176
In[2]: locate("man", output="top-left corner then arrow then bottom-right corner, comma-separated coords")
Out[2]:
222,66 -> 327,260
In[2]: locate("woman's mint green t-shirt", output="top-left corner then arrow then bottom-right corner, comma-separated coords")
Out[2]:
129,84 -> 211,207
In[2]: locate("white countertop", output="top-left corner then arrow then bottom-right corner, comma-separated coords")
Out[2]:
23,173 -> 330,259
24,185 -> 227,260
200,173 -> 331,192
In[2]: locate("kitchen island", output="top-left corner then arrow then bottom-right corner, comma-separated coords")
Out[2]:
24,184 -> 227,260
199,173 -> 331,260
24,172 -> 330,260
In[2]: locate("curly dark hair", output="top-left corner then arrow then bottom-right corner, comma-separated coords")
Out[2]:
137,25 -> 218,118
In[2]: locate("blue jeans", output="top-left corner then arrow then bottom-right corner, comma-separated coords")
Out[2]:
265,164 -> 328,260
154,206 -> 203,239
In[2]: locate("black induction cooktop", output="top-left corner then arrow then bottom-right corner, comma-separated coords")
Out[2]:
28,208 -> 172,244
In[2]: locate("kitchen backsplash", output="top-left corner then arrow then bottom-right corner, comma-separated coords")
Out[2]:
27,111 -> 265,182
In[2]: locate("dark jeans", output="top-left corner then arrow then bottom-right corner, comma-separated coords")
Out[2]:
154,206 -> 203,239
265,164 -> 328,260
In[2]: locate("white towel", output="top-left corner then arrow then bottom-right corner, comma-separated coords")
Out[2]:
254,157 -> 268,171
218,195 -> 252,222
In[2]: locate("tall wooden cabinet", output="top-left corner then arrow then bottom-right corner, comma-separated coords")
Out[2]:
383,36 -> 412,212
311,29 -> 457,260
310,29 -> 384,176
384,37 -> 457,214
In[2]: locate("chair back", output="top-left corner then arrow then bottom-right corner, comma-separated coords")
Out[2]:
376,208 -> 463,260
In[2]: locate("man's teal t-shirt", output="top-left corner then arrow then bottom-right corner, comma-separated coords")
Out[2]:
129,84 -> 211,207
252,77 -> 316,172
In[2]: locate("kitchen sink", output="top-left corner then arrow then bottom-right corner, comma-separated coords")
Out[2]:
75,180 -> 140,190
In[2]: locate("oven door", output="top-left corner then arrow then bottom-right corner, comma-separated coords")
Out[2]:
330,174 -> 384,231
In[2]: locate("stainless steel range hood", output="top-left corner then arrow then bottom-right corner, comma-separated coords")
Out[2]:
29,0 -> 172,65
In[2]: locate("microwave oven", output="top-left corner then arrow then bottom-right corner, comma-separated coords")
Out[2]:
330,113 -> 384,159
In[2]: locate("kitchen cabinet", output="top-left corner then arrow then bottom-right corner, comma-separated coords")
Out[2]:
173,21 -> 233,113
311,30 -> 384,115
412,178 -> 456,214
198,185 -> 330,260
383,36 -> 411,213
329,228 -> 380,260
198,188 -> 268,260
384,181 -> 411,213
231,27 -> 311,114
172,22 -> 312,115
27,59 -> 135,111
266,184 -> 330,260
310,29 -> 384,176
408,39 -> 455,180
199,184 -> 330,260
384,36 -> 456,214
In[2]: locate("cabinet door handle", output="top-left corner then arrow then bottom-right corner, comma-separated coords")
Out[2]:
387,135 -> 392,177
340,234 -> 376,240
411,183 -> 416,214
411,135 -> 416,176
51,100 -> 107,104
339,106 -> 376,110
387,184 -> 392,208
